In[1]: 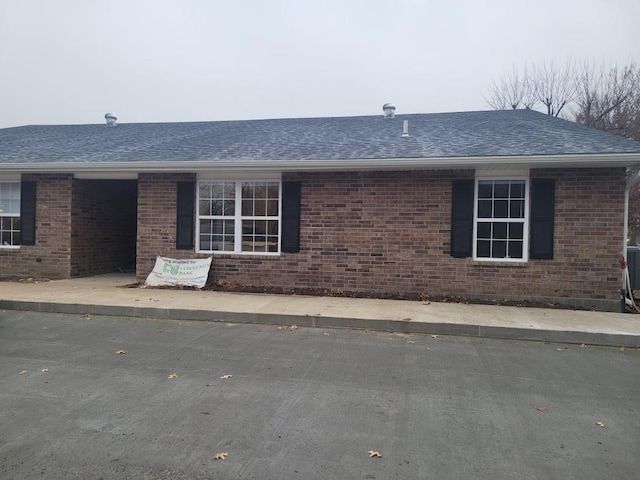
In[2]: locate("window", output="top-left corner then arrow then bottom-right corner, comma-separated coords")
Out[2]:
0,182 -> 20,247
473,178 -> 529,261
197,180 -> 280,254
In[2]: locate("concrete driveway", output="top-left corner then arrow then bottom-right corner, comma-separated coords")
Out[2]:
1,310 -> 638,479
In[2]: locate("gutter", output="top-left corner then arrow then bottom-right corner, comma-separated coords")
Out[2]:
2,153 -> 640,175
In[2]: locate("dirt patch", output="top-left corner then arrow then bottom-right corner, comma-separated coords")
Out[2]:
122,278 -> 597,311
0,276 -> 51,283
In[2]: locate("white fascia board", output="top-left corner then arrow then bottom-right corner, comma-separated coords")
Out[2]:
1,153 -> 640,175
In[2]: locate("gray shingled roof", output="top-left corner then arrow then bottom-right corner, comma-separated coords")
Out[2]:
1,109 -> 639,165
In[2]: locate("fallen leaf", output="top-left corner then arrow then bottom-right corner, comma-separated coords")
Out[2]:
19,370 -> 29,375
167,373 -> 179,379
579,344 -> 587,348
213,452 -> 228,460
535,406 -> 548,412
115,350 -> 127,355
41,368 -> 49,373
368,450 -> 382,458
219,374 -> 233,380
431,335 -> 439,339
596,421 -> 606,428
83,313 -> 93,320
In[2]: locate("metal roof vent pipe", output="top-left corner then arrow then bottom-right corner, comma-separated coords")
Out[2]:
104,113 -> 117,127
402,120 -> 409,137
382,103 -> 396,118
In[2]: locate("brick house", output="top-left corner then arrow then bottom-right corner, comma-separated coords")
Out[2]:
2,108 -> 640,311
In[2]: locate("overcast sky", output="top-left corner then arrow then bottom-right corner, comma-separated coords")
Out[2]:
0,0 -> 638,129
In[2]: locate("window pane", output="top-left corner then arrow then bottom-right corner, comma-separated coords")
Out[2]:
494,181 -> 509,198
492,241 -> 507,258
0,183 -> 20,215
223,200 -> 235,216
254,200 -> 267,216
509,223 -> 524,240
267,199 -> 279,216
199,200 -> 211,216
477,222 -> 491,239
242,199 -> 253,216
241,184 -> 255,200
477,240 -> 491,257
254,184 -> 267,199
508,241 -> 523,259
510,182 -> 525,198
200,220 -> 212,234
209,183 -> 222,198
494,200 -> 508,218
199,183 -> 211,198
493,222 -> 507,240
478,200 -> 492,218
510,200 -> 524,219
267,184 -> 279,198
478,182 -> 492,199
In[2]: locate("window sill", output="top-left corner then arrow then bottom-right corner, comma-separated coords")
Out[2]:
471,259 -> 528,267
197,251 -> 281,258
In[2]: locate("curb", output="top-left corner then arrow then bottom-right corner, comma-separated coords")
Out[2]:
2,299 -> 639,348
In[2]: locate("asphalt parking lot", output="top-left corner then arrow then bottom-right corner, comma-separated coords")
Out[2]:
1,310 -> 639,479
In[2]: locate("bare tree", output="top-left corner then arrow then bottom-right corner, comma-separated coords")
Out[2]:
573,61 -> 640,139
486,64 -> 537,110
531,59 -> 576,117
487,59 -> 640,139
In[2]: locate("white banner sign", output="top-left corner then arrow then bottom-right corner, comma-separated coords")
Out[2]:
145,256 -> 212,289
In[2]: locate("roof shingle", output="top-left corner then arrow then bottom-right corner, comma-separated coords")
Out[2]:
1,109 -> 639,165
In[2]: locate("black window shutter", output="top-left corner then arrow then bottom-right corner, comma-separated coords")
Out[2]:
530,179 -> 555,259
20,181 -> 36,246
176,181 -> 195,250
450,179 -> 474,258
281,181 -> 301,253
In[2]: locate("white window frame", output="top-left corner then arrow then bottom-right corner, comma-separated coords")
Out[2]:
472,173 -> 530,263
196,176 -> 282,256
0,180 -> 21,249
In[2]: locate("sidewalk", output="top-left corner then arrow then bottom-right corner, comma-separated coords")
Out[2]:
1,273 -> 639,347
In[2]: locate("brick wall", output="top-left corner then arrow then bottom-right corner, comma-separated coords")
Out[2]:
70,179 -> 137,276
136,173 -> 198,276
134,168 -> 626,310
0,174 -> 73,278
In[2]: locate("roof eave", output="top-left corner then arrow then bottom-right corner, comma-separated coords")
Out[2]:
2,153 -> 640,175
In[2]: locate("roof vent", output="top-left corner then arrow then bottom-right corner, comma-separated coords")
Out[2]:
382,103 -> 396,118
402,120 -> 409,137
104,113 -> 117,127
